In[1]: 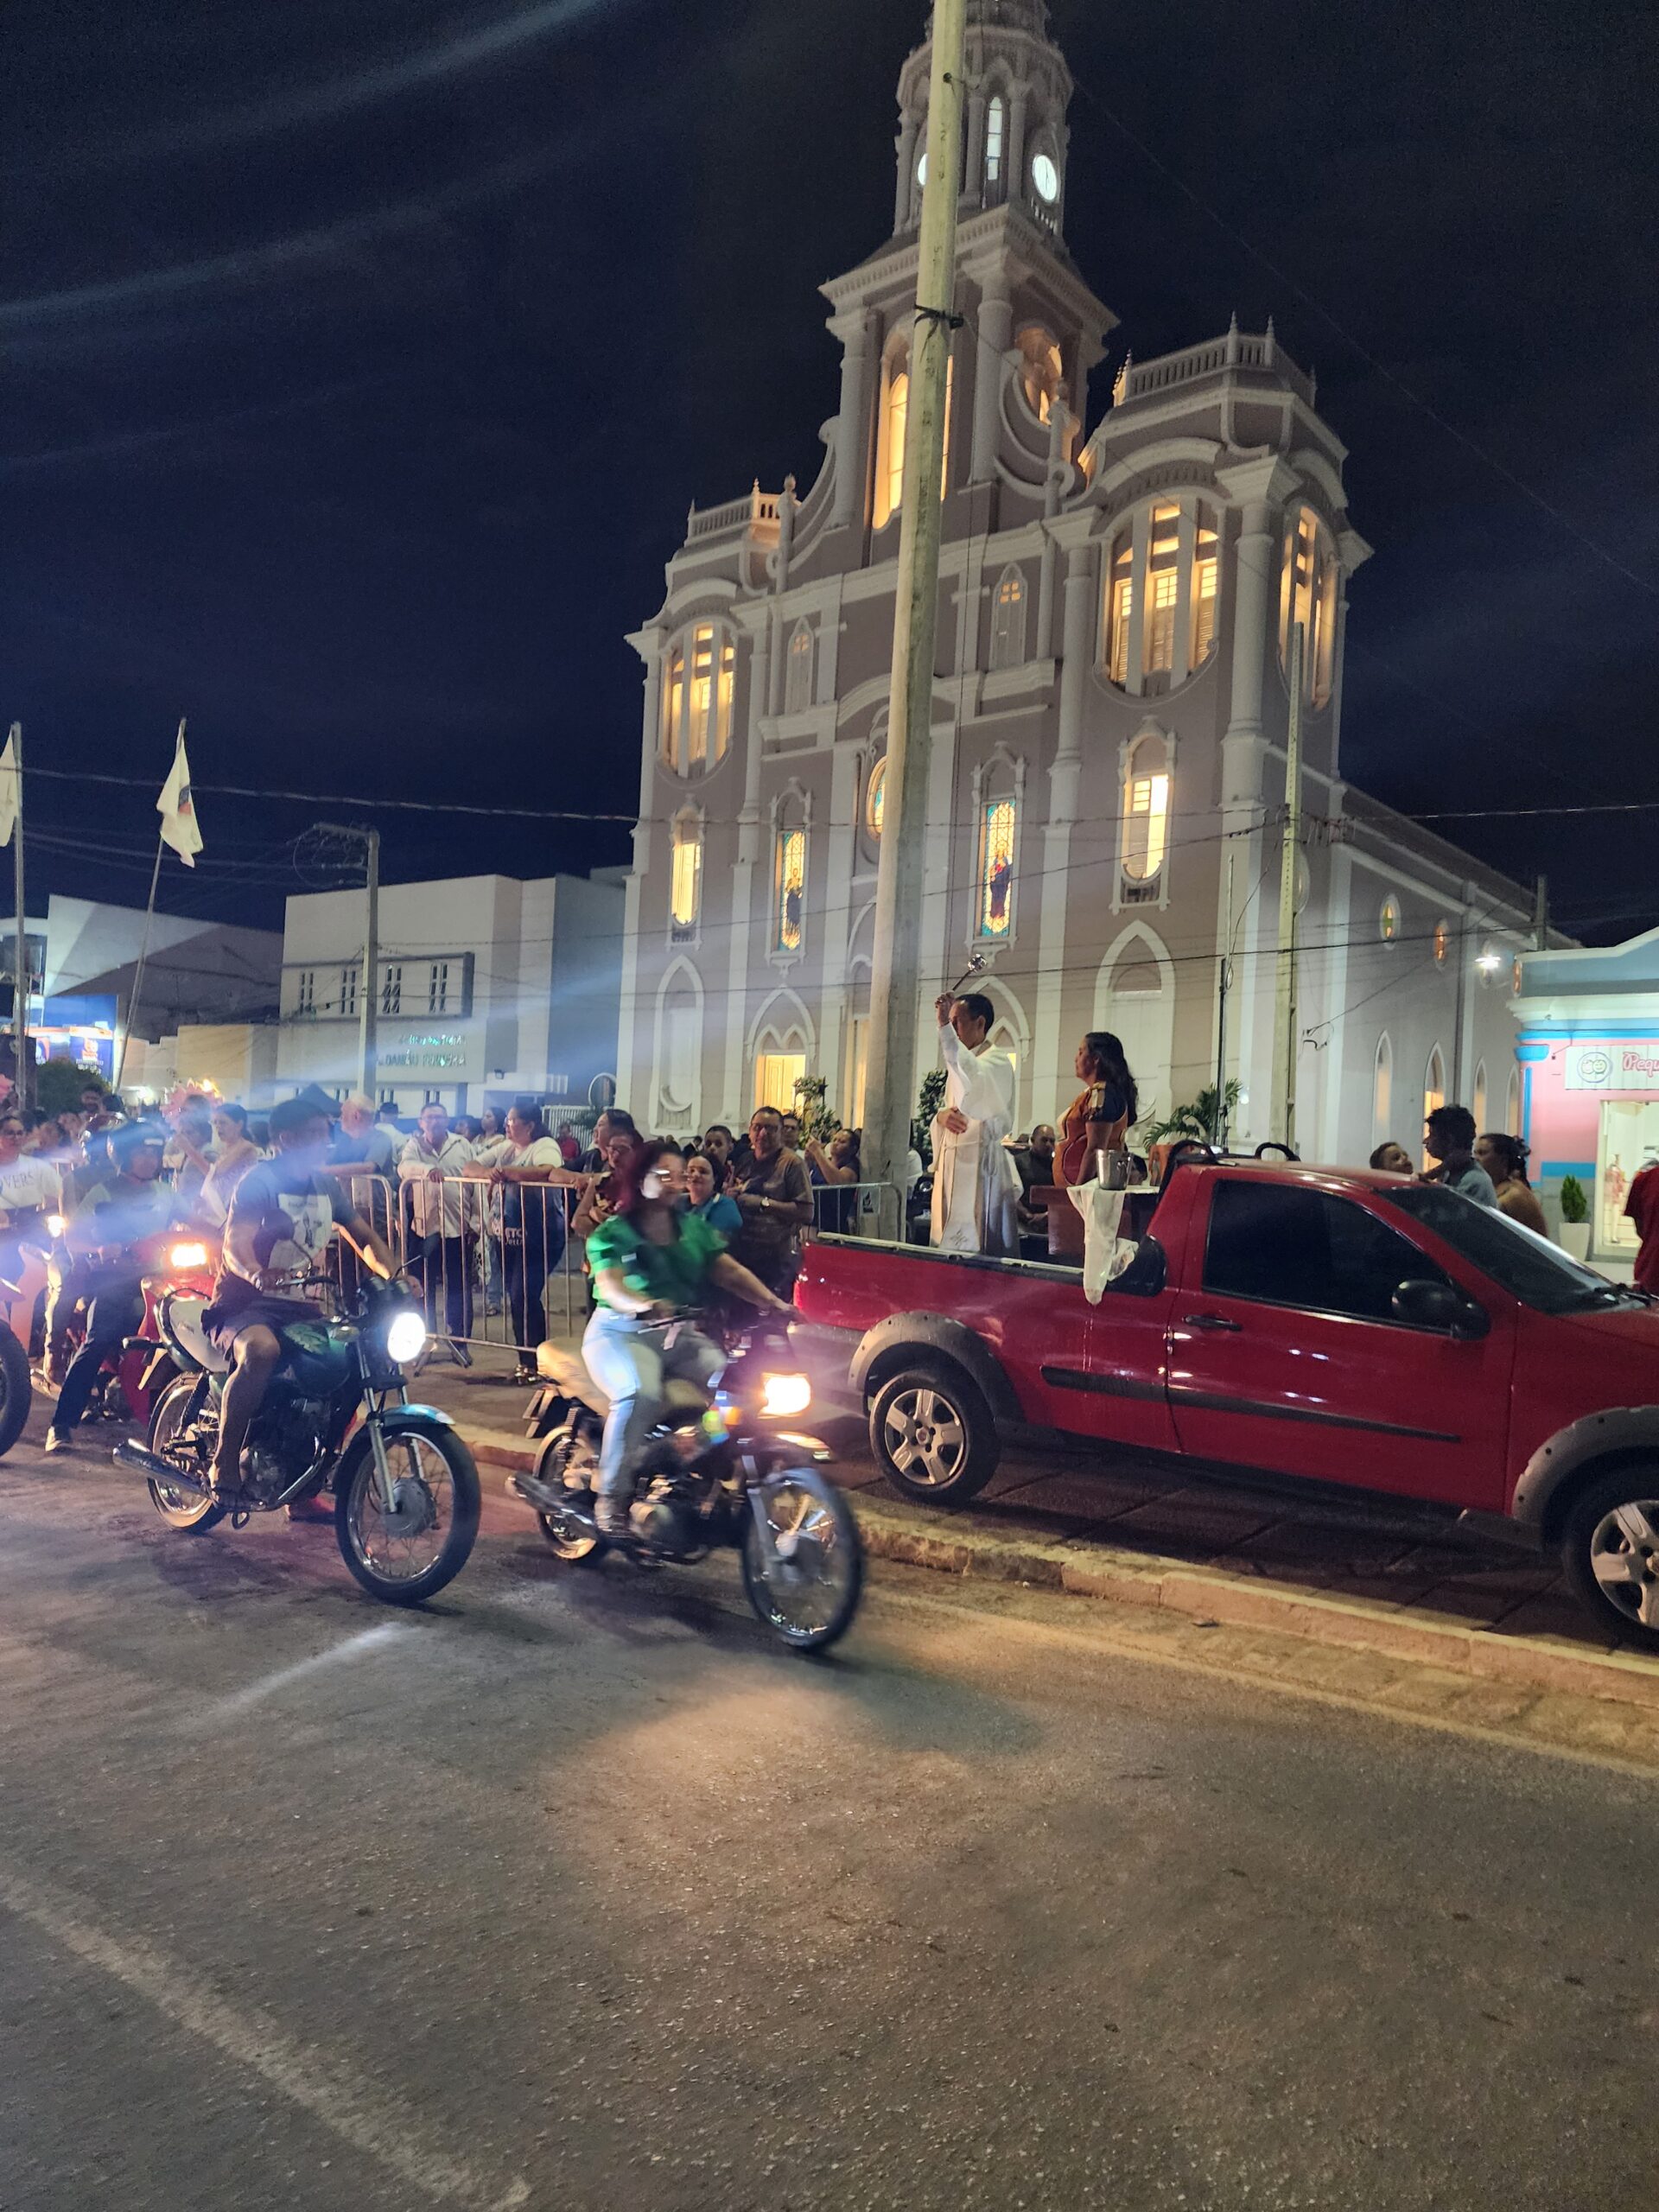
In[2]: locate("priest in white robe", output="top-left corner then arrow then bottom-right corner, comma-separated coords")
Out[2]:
930,992 -> 1020,1256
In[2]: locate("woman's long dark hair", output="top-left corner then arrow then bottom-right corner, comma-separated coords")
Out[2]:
1480,1131 -> 1530,1185
1081,1032 -> 1138,1127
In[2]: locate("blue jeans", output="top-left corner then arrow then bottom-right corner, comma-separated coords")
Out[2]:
581,1310 -> 725,1500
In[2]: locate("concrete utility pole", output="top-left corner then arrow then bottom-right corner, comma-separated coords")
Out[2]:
1271,623 -> 1306,1149
863,0 -> 967,1232
317,822 -> 379,1099
359,828 -> 379,1101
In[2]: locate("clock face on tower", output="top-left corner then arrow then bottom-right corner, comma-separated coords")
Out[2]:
1031,151 -> 1060,205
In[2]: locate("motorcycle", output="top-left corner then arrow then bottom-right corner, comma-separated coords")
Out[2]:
38,1220 -> 219,1430
114,1268 -> 481,1607
514,1314 -> 863,1653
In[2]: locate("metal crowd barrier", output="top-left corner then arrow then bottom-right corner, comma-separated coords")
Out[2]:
391,1172 -> 583,1357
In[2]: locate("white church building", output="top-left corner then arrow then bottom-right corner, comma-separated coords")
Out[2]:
615,0 -> 1538,1160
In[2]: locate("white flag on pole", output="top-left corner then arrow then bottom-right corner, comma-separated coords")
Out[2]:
0,728 -> 18,850
157,721 -> 202,867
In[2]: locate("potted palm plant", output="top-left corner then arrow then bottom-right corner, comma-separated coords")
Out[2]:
1558,1173 -> 1592,1262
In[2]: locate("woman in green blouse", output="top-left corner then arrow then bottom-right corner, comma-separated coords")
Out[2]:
583,1139 -> 791,1537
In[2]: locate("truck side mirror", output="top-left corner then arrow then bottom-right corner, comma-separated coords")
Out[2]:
1393,1278 -> 1490,1340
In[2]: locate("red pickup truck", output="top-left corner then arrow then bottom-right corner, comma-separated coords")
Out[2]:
794,1157 -> 1659,1646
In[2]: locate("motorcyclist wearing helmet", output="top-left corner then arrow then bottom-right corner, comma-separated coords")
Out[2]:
44,1119 -> 181,1455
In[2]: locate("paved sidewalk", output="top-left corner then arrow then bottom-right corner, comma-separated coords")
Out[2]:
415,1342 -> 1659,1717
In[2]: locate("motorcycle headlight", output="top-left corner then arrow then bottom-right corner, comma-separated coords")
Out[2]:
384,1309 -> 428,1367
45,1214 -> 66,1239
760,1372 -> 812,1419
167,1242 -> 208,1270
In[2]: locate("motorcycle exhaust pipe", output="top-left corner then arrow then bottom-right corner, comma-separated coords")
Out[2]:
113,1439 -> 208,1494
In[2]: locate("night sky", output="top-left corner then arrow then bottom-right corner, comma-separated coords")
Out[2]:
8,0 -> 1656,940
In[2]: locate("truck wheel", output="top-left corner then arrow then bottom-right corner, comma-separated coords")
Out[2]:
870,1360 -> 998,1505
1560,1462 -> 1659,1646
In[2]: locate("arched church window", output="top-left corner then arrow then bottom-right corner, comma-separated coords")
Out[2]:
874,342 -> 910,531
670,810 -> 702,942
1506,1065 -> 1522,1137
976,787 -> 1018,941
988,567 -> 1027,671
874,327 -> 954,531
1103,502 -> 1222,696
660,624 -> 735,776
1279,505 -> 1340,709
1473,1059 -> 1488,1132
866,756 -> 887,840
1121,732 -> 1171,899
785,620 -> 814,715
1017,327 -> 1064,425
773,805 -> 807,957
985,95 -> 1007,187
1373,1033 -> 1393,1143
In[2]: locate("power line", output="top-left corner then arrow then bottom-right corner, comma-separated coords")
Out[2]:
1069,73 -> 1659,601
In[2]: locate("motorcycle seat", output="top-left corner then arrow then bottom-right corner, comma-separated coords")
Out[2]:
166,1294 -> 230,1376
534,1341 -> 707,1420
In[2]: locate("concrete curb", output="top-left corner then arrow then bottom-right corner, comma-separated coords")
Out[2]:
454,1419 -> 1659,1719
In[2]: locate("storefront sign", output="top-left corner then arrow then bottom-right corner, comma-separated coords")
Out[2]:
378,1031 -> 467,1072
1564,1044 -> 1659,1094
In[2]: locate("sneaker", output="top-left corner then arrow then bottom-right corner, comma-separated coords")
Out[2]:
42,1427 -> 73,1456
594,1495 -> 633,1541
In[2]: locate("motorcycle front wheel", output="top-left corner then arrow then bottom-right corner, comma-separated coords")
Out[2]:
334,1424 -> 480,1607
0,1319 -> 31,1458
145,1374 -> 226,1533
740,1468 -> 863,1653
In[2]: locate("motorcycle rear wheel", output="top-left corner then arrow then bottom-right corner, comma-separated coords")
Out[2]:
740,1468 -> 863,1653
533,1431 -> 601,1563
335,1424 -> 480,1606
145,1375 -> 226,1533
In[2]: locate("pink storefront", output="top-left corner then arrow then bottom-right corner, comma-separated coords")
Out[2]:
1514,931 -> 1659,1265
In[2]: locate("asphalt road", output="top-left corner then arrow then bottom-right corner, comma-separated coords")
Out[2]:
0,1416 -> 1651,2212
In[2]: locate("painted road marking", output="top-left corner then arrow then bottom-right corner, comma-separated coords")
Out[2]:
0,1861 -> 531,2209
190,1621 -> 411,1726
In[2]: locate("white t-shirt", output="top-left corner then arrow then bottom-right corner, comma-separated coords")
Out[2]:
480,1137 -> 563,1173
0,1156 -> 62,1216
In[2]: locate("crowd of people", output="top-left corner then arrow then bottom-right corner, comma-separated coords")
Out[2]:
0,1029 -> 1595,1492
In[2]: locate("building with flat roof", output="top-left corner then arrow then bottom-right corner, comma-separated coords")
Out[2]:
276,870 -> 624,1116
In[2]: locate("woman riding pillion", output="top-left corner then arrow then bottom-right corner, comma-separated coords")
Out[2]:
583,1141 -> 792,1539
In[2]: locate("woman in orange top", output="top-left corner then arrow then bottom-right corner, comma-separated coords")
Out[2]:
1474,1131 -> 1550,1238
1057,1032 -> 1140,1188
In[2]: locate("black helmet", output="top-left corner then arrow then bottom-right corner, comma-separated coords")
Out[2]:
109,1117 -> 167,1170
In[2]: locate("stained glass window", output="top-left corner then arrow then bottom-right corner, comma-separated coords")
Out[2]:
866,759 -> 887,839
775,829 -> 806,954
977,798 -> 1016,938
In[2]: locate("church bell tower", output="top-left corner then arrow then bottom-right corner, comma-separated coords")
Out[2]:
892,0 -> 1076,247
